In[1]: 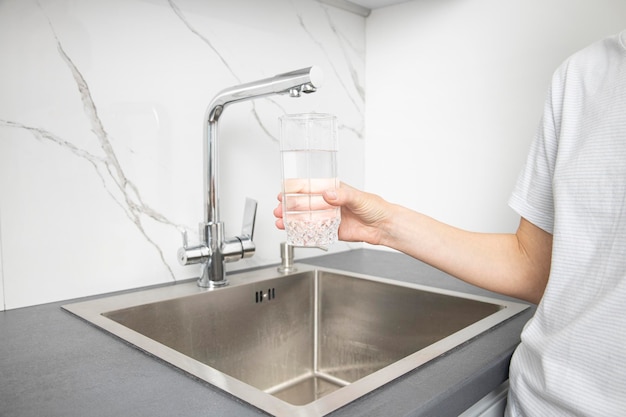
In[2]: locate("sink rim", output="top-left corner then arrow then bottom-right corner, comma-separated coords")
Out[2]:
62,263 -> 529,417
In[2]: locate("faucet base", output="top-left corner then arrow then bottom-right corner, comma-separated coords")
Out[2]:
197,277 -> 229,289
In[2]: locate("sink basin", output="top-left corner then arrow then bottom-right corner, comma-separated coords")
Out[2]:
63,264 -> 528,416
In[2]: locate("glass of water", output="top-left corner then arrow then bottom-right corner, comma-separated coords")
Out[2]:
280,113 -> 340,247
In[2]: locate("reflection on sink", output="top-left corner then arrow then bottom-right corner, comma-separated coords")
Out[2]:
63,264 -> 528,416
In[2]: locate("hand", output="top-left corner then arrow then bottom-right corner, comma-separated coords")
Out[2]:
274,182 -> 392,245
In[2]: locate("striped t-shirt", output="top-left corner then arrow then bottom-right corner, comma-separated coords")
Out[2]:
507,30 -> 626,416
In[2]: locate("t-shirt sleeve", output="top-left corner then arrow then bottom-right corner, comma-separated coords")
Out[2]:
508,75 -> 561,234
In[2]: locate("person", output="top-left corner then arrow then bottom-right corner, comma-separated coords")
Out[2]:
274,29 -> 626,416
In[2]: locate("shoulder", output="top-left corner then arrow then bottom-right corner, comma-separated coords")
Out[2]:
554,31 -> 624,84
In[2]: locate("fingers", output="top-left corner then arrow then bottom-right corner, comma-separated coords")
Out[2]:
273,193 -> 285,229
282,183 -> 339,213
273,203 -> 283,218
274,183 -> 353,231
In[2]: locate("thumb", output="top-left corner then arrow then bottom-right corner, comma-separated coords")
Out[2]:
322,183 -> 354,206
323,189 -> 339,204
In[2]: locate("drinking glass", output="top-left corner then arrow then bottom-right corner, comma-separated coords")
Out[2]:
280,113 -> 340,247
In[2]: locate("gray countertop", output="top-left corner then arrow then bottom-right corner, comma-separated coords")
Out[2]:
0,249 -> 533,417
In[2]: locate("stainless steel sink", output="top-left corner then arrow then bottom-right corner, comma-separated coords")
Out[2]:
63,264 -> 528,416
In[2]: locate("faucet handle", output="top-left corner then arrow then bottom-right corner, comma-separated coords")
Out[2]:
177,228 -> 210,265
239,197 -> 257,258
222,197 -> 258,263
181,229 -> 189,248
241,197 -> 257,239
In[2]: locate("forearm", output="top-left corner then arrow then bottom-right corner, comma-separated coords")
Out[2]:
319,184 -> 551,303
378,204 -> 550,303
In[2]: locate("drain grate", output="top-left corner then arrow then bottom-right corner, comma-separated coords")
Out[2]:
255,288 -> 276,303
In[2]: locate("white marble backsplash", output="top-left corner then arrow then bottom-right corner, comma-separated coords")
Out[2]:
0,0 -> 365,309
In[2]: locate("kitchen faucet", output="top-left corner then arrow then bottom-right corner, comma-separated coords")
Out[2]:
177,67 -> 323,288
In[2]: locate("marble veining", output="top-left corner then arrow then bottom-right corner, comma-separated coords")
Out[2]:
0,0 -> 365,309
3,4 -> 180,281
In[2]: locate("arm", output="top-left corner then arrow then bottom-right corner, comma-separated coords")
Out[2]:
275,183 -> 552,303
381,202 -> 552,303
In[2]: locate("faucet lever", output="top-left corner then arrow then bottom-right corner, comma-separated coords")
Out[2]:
222,197 -> 258,262
239,197 -> 257,259
177,228 -> 211,266
181,229 -> 189,248
241,197 -> 257,239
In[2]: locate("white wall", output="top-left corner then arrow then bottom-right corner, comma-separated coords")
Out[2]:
366,0 -> 626,233
0,0 -> 365,309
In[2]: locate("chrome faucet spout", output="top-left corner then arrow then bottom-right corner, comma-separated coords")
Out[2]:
178,66 -> 323,288
206,67 -> 323,124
